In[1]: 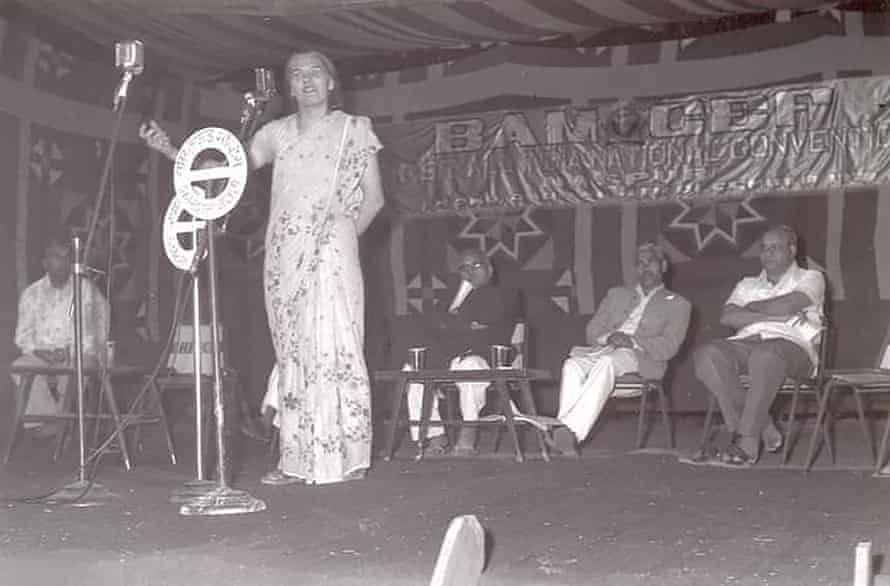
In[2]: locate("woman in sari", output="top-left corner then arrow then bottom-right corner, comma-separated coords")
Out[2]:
139,50 -> 384,485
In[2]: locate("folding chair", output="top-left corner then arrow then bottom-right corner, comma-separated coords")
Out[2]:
803,324 -> 890,472
612,374 -> 674,449
698,323 -> 830,465
5,362 -> 174,470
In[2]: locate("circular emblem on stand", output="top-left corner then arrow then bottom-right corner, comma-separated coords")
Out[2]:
173,127 -> 248,220
163,195 -> 207,272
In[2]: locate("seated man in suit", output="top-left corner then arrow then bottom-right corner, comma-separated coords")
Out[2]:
11,236 -> 108,438
550,242 -> 691,456
693,225 -> 824,466
405,248 -> 521,455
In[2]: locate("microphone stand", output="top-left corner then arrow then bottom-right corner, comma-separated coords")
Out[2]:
46,237 -> 114,504
179,93 -> 266,516
169,227 -> 218,503
46,66 -> 138,505
83,67 -> 133,264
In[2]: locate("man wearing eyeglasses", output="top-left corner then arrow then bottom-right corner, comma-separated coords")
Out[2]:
405,248 -> 521,455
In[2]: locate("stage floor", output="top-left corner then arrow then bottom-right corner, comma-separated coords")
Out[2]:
1,411 -> 888,586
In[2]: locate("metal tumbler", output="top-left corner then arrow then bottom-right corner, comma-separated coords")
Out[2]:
489,344 -> 512,369
408,347 -> 427,371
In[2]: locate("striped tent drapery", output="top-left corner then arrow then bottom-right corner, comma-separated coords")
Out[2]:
14,0 -> 842,79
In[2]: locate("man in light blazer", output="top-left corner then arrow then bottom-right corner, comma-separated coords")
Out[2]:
551,242 -> 691,455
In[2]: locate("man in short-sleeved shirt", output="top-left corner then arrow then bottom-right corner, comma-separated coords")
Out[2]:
12,237 -> 108,436
693,225 -> 825,466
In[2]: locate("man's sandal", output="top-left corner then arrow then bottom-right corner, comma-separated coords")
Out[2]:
717,443 -> 758,468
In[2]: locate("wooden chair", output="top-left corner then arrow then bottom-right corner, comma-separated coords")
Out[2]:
803,324 -> 890,472
698,323 -> 830,465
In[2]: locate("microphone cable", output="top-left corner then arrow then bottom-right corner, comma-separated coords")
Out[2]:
3,268 -> 191,505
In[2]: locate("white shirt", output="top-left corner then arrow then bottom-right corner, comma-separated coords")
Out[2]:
14,274 -> 109,357
618,284 -> 662,337
449,280 -> 473,313
726,262 -> 825,366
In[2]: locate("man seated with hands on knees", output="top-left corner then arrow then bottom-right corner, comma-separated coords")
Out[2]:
549,242 -> 691,457
403,248 -> 521,456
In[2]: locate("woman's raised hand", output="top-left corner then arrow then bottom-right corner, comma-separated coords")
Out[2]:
138,119 -> 177,161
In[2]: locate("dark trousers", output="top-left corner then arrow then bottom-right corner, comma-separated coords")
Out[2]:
693,336 -> 811,439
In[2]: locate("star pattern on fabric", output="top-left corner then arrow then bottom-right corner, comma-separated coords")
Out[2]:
36,42 -> 73,79
552,269 -> 574,313
30,138 -> 65,185
668,196 -> 765,251
457,208 -> 544,260
405,272 -> 449,314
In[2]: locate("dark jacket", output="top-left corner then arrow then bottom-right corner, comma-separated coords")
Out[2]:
423,281 -> 522,368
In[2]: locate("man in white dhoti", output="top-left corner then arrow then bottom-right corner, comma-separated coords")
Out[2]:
551,243 -> 691,456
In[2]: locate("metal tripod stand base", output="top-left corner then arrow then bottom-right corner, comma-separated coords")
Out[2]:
169,479 -> 218,503
179,486 -> 267,516
45,479 -> 117,506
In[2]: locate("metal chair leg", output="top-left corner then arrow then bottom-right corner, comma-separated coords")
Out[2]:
781,383 -> 801,466
4,374 -> 35,465
804,381 -> 834,472
635,384 -> 649,449
654,382 -> 674,449
698,394 -> 717,454
100,376 -> 132,470
53,374 -> 81,462
852,389 -> 875,464
822,389 -> 836,464
149,380 -> 177,464
875,408 -> 890,474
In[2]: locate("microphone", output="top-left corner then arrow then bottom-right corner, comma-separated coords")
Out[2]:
113,40 -> 144,111
254,67 -> 276,102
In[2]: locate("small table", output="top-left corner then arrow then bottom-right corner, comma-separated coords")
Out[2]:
5,363 -> 175,470
374,368 -> 553,462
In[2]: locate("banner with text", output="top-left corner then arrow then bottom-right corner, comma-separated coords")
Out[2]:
379,76 -> 890,216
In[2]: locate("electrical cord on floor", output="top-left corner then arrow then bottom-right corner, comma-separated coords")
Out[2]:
4,269 -> 191,506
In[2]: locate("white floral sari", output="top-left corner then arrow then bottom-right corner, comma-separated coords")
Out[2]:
255,110 -> 380,484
